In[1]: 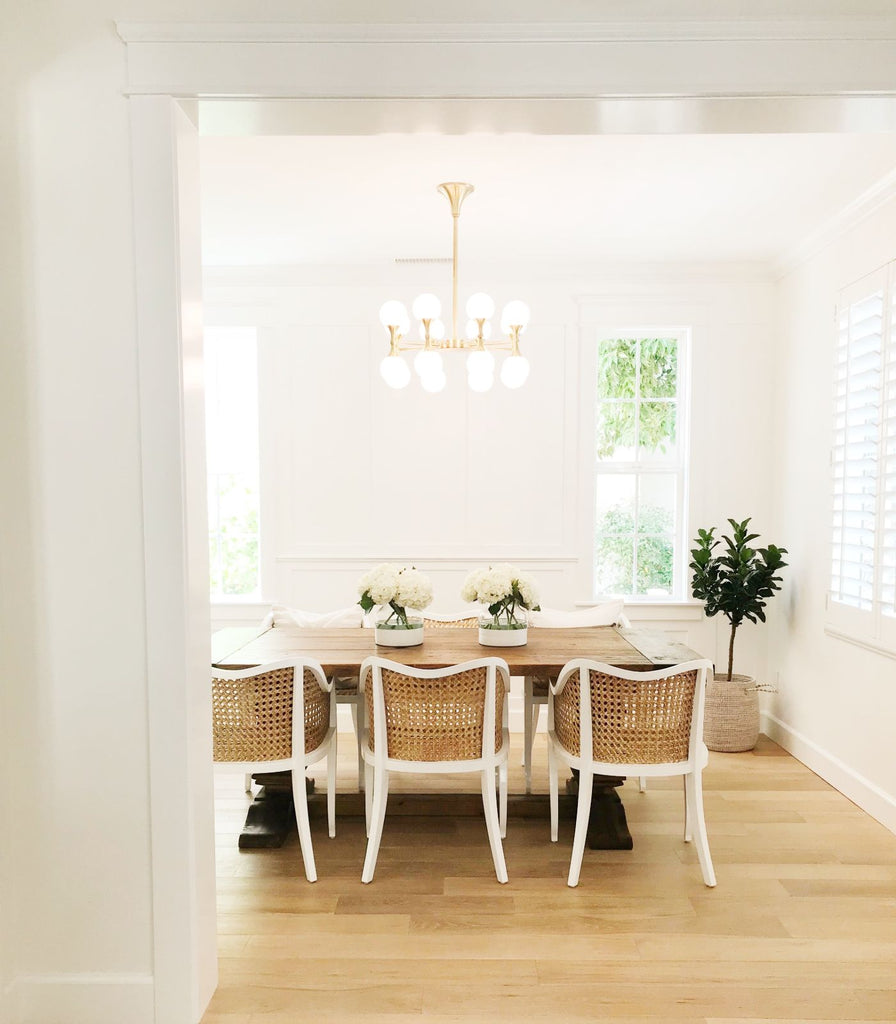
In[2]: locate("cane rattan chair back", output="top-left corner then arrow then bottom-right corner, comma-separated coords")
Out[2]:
212,657 -> 336,882
359,656 -> 511,884
548,657 -> 716,888
264,606 -> 366,791
522,603 -> 630,792
422,614 -> 479,628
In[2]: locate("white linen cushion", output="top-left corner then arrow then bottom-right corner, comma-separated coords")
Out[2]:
270,604 -> 364,628
528,600 -> 628,628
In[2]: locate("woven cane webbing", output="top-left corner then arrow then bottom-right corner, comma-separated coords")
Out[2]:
554,669 -> 696,764
212,667 -> 329,762
365,666 -> 505,761
422,617 -> 478,628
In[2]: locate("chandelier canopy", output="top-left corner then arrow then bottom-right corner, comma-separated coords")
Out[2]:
379,183 -> 530,393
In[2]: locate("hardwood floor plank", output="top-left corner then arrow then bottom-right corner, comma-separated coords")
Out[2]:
203,735 -> 896,1024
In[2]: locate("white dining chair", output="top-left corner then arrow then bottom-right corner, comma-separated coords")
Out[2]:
522,602 -> 633,793
250,605 -> 365,793
548,657 -> 716,888
212,656 -> 337,882
359,656 -> 511,884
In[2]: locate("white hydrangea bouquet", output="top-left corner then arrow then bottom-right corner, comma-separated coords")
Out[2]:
358,563 -> 433,647
461,564 -> 540,647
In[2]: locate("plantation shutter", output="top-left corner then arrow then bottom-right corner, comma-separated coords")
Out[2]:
831,283 -> 883,611
882,286 -> 896,618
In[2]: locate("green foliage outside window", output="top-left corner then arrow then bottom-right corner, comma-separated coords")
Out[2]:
595,503 -> 674,595
596,337 -> 678,458
595,337 -> 679,596
209,473 -> 260,596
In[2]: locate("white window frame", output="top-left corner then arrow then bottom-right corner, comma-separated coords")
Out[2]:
828,262 -> 896,656
589,327 -> 691,603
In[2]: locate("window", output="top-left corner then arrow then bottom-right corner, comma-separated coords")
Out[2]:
829,264 -> 896,649
593,332 -> 689,600
205,326 -> 261,599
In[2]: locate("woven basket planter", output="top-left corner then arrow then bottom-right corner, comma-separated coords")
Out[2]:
703,674 -> 759,752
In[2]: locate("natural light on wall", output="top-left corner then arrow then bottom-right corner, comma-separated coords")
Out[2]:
205,326 -> 261,599
594,333 -> 689,600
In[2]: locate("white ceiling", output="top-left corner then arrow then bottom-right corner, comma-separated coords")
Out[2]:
199,133 -> 896,267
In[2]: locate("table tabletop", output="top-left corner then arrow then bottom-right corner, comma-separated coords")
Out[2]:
212,624 -> 705,676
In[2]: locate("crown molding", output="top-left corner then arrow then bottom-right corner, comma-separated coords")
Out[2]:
773,166 -> 896,278
116,19 -> 896,45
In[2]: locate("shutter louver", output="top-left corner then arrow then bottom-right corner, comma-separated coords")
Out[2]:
830,289 -> 883,611
881,289 -> 896,618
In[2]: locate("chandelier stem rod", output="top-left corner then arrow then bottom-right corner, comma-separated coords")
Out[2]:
451,208 -> 459,346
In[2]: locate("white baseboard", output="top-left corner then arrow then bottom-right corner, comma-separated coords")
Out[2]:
761,711 -> 896,835
9,974 -> 154,1024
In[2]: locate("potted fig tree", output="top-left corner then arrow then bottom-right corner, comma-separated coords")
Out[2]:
689,518 -> 787,751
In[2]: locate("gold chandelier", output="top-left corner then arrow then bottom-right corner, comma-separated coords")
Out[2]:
378,183 -> 531,392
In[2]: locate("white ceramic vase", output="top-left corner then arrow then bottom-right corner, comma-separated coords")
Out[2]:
374,610 -> 424,647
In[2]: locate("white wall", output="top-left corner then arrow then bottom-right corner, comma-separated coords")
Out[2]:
205,262 -> 779,679
1,8 -> 155,1023
770,192 -> 896,832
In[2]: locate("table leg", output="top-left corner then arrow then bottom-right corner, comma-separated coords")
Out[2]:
566,771 -> 633,850
238,771 -> 311,849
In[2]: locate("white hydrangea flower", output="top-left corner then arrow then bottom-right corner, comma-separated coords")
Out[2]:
396,567 -> 433,611
461,568 -> 487,604
461,564 -> 539,612
358,563 -> 400,605
515,574 -> 538,609
478,564 -> 514,606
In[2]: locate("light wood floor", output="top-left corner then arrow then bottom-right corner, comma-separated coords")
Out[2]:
203,733 -> 896,1024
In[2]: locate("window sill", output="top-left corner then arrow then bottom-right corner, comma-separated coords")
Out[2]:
824,627 -> 896,661
576,599 -> 705,622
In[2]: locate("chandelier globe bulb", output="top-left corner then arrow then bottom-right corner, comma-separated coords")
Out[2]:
468,370 -> 494,393
466,292 -> 495,320
379,300 -> 409,331
412,293 -> 442,321
500,300 -> 530,334
466,349 -> 495,376
421,371 -> 447,394
414,349 -> 444,379
500,355 -> 530,389
380,355 -> 411,389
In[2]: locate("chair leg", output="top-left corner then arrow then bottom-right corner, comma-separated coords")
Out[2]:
683,775 -> 692,842
685,771 -> 716,887
351,701 -> 364,792
327,735 -> 336,839
361,766 -> 389,884
364,760 -> 374,837
291,771 -> 317,883
244,773 -> 253,793
498,760 -> 508,839
523,688 -> 536,793
521,678 -> 531,768
567,768 -> 593,887
480,769 -> 508,884
548,739 -> 559,843
638,776 -> 647,793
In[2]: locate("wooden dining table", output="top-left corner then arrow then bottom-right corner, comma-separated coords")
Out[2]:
213,624 -> 707,850
213,623 -> 701,675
